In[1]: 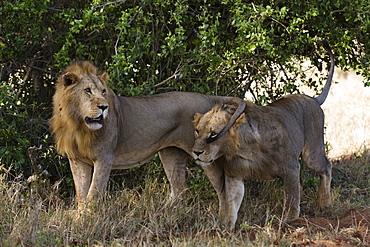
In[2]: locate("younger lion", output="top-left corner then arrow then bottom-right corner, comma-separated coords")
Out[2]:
192,41 -> 334,231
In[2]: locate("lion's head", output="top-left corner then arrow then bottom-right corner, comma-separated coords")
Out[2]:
192,102 -> 247,166
50,61 -> 112,157
55,61 -> 110,130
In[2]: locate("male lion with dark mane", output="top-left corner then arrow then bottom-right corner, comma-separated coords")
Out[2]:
50,60 -> 246,211
192,40 -> 335,231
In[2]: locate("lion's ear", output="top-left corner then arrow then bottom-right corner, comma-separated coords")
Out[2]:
236,113 -> 245,124
99,72 -> 109,85
62,72 -> 80,87
193,113 -> 203,125
222,103 -> 238,115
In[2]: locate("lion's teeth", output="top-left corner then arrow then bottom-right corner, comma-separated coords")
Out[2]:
85,115 -> 103,124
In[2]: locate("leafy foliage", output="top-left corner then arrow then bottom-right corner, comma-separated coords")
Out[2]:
0,85 -> 31,171
0,0 -> 369,188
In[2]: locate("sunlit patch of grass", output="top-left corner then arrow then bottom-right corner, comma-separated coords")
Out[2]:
322,71 -> 370,158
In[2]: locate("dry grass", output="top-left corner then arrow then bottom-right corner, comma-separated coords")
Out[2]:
297,69 -> 370,159
322,70 -> 370,158
1,149 -> 369,246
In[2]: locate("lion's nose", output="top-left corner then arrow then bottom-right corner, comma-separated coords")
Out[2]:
98,105 -> 108,111
193,150 -> 204,156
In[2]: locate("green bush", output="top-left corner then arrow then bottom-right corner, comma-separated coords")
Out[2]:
0,0 -> 369,193
0,82 -> 72,195
0,84 -> 30,172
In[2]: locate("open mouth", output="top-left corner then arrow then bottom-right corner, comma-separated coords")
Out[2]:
85,115 -> 104,125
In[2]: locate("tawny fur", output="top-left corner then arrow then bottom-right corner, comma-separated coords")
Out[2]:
192,42 -> 334,231
192,97 -> 332,231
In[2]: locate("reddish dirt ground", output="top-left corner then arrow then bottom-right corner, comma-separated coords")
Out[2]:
283,209 -> 370,246
237,209 -> 370,246
291,209 -> 370,230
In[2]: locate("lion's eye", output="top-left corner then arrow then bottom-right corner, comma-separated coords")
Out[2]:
195,129 -> 199,136
85,88 -> 92,94
102,89 -> 106,95
210,132 -> 218,139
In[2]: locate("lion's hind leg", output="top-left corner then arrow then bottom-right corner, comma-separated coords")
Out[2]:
317,161 -> 332,210
202,160 -> 227,218
159,147 -> 188,199
224,175 -> 244,232
301,146 -> 332,210
315,157 -> 332,210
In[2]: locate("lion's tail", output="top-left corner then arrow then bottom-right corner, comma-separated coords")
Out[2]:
315,40 -> 335,105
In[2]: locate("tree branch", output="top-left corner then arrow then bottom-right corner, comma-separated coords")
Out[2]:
151,63 -> 183,89
93,0 -> 127,10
